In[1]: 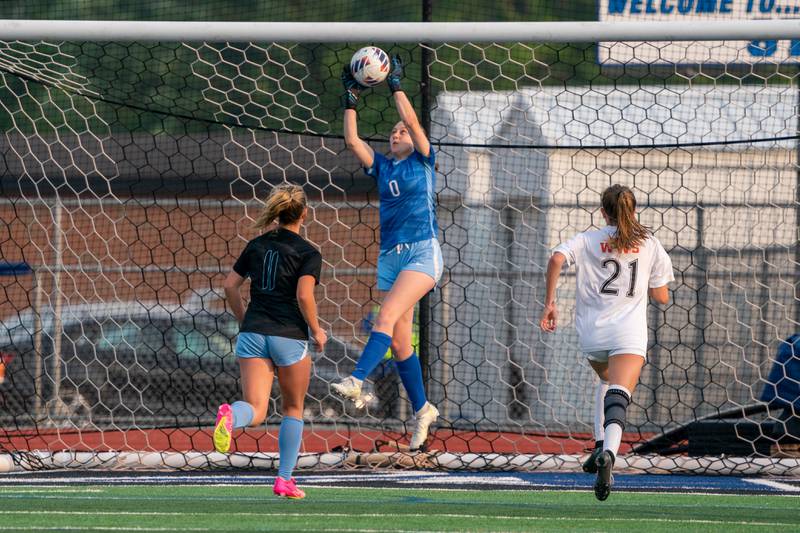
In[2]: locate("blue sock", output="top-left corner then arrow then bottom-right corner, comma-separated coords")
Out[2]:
231,401 -> 254,429
396,353 -> 427,413
278,416 -> 304,480
352,331 -> 392,381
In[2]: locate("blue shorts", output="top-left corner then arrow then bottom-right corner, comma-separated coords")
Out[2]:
377,238 -> 443,291
235,332 -> 308,367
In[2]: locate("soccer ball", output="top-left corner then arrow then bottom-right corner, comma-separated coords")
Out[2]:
350,46 -> 391,87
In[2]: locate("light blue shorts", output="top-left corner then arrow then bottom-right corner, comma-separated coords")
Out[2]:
235,332 -> 308,367
377,238 -> 443,291
585,347 -> 647,362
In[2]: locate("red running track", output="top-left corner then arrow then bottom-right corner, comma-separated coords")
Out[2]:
3,427 -> 639,454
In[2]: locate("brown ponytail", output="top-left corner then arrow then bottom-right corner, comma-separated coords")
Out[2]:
601,184 -> 650,251
253,183 -> 307,231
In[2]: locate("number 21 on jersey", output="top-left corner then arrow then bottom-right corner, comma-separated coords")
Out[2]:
600,258 -> 638,297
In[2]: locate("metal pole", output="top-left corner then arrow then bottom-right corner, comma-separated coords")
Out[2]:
33,269 -> 43,420
418,0 -> 433,388
693,206 -> 709,397
50,198 -> 64,413
796,72 -> 800,328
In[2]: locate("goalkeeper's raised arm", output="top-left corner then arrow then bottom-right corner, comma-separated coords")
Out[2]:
387,55 -> 430,158
341,66 -> 374,168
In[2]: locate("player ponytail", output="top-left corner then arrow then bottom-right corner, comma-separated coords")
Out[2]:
601,184 -> 650,251
253,183 -> 307,231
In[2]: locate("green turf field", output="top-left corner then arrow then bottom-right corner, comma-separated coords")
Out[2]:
1,485 -> 798,532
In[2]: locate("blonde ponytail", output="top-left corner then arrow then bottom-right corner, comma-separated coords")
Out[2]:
601,184 -> 650,251
253,184 -> 307,231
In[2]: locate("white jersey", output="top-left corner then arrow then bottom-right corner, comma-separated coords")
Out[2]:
554,225 -> 674,354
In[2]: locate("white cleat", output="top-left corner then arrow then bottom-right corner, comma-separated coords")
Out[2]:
353,391 -> 375,410
409,402 -> 439,451
331,376 -> 363,402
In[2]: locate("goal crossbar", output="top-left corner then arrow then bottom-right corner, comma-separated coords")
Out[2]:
0,20 -> 797,43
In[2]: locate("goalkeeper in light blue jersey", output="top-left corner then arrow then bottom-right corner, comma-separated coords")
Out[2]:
331,54 -> 442,451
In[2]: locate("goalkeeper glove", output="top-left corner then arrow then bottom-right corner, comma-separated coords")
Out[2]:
341,66 -> 362,110
387,55 -> 403,93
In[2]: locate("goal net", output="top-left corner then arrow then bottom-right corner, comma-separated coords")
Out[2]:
0,16 -> 799,475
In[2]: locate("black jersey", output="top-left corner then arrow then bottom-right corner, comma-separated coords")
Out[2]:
232,227 -> 322,340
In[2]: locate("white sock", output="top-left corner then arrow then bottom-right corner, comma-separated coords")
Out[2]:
594,380 -> 609,444
603,423 -> 623,457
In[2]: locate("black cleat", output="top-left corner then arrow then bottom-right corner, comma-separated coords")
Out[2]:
582,446 -> 603,474
594,450 -> 615,501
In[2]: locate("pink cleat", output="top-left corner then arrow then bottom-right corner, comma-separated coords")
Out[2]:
273,477 -> 306,499
213,403 -> 233,453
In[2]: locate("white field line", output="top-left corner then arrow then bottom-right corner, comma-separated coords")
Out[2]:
3,485 -> 800,498
0,510 -> 797,528
2,488 -> 104,493
292,483 -> 800,497
743,478 -> 800,492
0,518 -> 428,533
0,529 -> 208,532
0,472 -> 445,484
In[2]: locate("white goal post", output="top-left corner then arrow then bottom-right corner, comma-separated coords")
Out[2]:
0,19 -> 797,42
